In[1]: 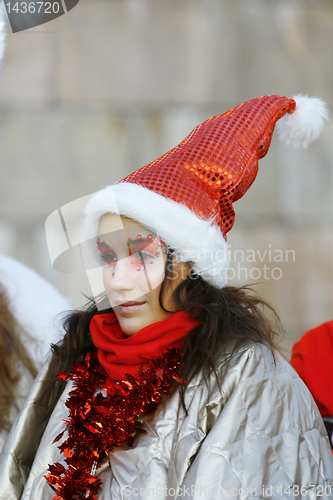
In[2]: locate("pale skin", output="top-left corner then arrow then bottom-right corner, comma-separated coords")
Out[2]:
98,214 -> 190,336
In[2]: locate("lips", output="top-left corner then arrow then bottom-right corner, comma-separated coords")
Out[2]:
117,301 -> 145,306
116,301 -> 146,314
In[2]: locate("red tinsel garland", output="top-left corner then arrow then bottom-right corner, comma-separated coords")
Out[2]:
44,348 -> 182,500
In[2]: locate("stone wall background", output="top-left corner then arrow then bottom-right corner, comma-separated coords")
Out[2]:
0,0 -> 332,356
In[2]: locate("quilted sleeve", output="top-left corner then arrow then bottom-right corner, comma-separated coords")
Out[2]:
175,345 -> 333,500
0,356 -> 66,499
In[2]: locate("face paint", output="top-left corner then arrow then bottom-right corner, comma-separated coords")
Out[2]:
97,236 -> 166,274
97,214 -> 177,336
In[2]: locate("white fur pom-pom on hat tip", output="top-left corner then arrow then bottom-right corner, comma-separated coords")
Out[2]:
276,94 -> 329,149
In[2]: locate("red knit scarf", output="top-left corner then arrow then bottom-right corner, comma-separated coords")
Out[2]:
90,311 -> 199,389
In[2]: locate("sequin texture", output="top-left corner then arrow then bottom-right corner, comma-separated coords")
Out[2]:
120,96 -> 295,238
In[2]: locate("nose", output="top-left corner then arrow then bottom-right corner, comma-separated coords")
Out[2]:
107,257 -> 134,292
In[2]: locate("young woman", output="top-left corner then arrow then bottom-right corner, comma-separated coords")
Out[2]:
1,95 -> 332,499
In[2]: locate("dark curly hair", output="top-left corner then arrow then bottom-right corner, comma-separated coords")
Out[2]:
47,253 -> 281,408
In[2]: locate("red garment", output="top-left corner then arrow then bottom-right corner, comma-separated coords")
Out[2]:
290,320 -> 333,417
90,311 -> 199,387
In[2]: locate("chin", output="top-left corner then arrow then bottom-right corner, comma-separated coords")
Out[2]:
112,303 -> 173,336
118,319 -> 145,337
113,308 -> 146,336
116,313 -> 172,337
112,305 -> 146,336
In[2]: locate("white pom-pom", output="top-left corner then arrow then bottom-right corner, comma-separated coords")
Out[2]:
276,94 -> 329,149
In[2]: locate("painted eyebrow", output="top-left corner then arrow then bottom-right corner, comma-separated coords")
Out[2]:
97,239 -> 154,249
97,238 -> 157,254
127,239 -> 156,256
127,237 -> 155,243
97,239 -> 112,249
127,238 -> 158,249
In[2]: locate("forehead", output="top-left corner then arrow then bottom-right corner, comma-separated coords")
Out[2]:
98,213 -> 152,237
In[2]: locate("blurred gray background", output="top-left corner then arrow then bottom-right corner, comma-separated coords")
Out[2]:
0,0 -> 332,356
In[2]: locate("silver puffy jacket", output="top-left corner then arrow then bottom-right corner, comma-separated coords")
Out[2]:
1,341 -> 332,499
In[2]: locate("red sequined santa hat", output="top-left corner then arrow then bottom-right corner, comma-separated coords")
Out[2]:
85,94 -> 328,288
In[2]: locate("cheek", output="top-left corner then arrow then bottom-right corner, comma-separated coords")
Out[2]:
141,257 -> 166,293
102,257 -> 165,292
128,257 -> 165,294
102,264 -> 114,289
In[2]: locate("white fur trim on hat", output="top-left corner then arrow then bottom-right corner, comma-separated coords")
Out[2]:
277,94 -> 329,149
85,183 -> 229,288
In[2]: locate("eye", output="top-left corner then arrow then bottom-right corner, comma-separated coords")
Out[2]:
96,239 -> 117,264
99,250 -> 117,264
134,250 -> 155,262
129,241 -> 156,262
